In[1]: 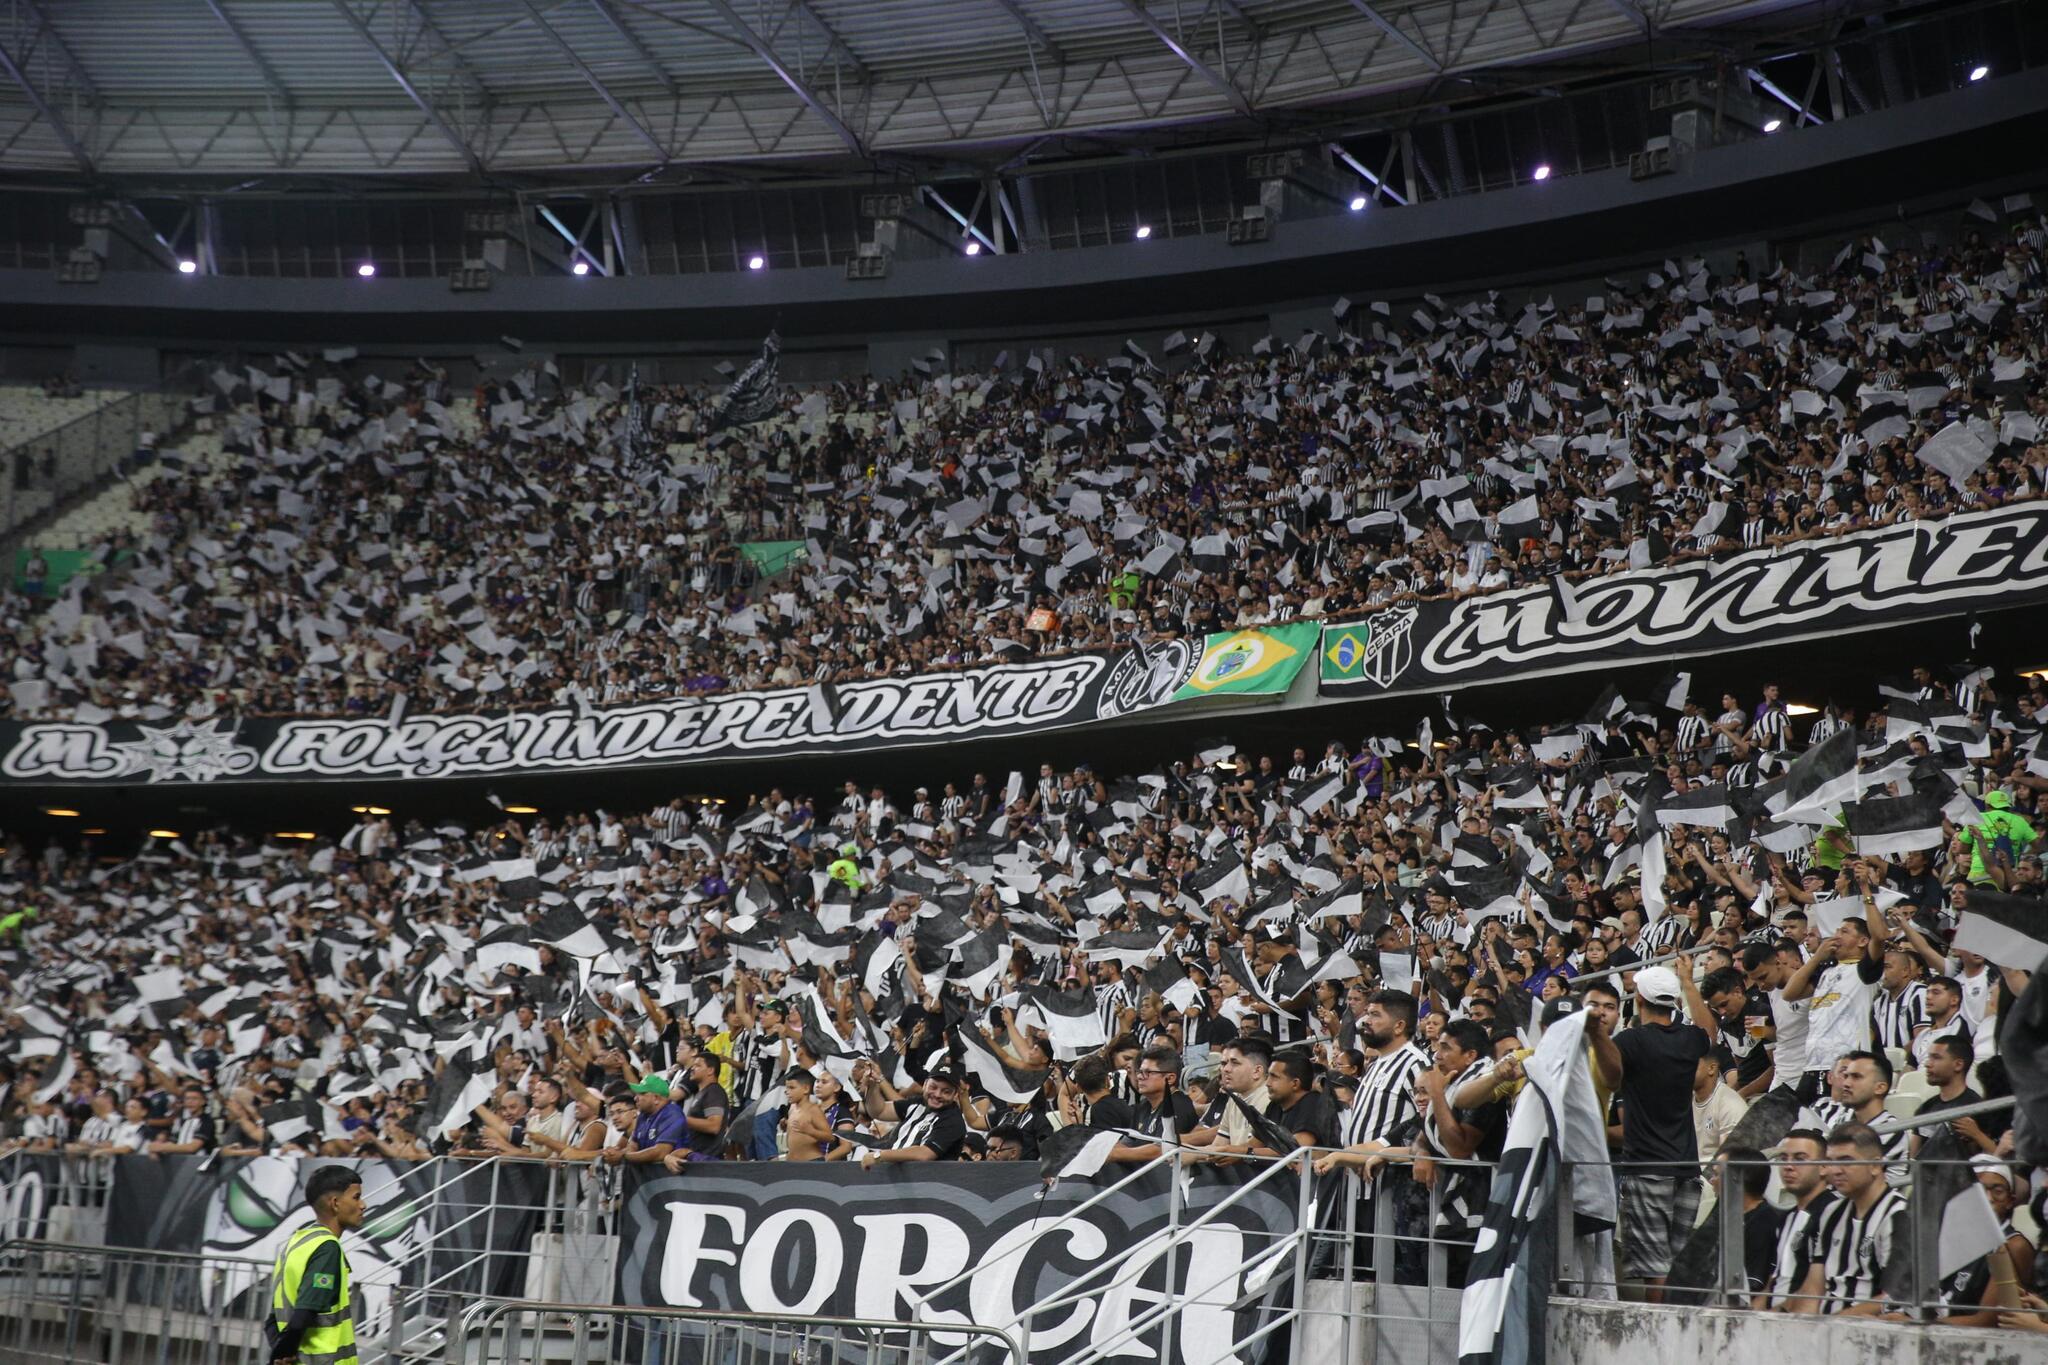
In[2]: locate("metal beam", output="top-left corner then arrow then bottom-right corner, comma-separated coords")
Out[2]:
328,0 -> 484,173
518,0 -> 669,162
1343,1 -> 1442,72
16,0 -> 101,102
585,0 -> 680,97
0,36 -> 93,171
201,0 -> 293,106
394,0 -> 493,99
1112,0 -> 1254,118
781,0 -> 871,82
701,0 -> 866,157
985,0 -> 1064,61
1604,0 -> 1653,38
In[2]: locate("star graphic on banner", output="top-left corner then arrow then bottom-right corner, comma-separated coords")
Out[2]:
111,719 -> 261,783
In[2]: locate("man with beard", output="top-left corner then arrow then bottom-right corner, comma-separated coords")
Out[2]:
1762,1130 -> 1839,1310
1312,990 -> 1431,1279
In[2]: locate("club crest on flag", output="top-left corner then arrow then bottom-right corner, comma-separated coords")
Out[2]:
1360,606 -> 1418,689
1183,630 -> 1297,693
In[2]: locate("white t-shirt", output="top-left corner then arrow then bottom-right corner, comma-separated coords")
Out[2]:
1954,965 -> 1993,1029
1803,960 -> 1879,1074
1768,990 -> 1810,1078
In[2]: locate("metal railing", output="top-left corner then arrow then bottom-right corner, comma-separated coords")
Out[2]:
466,1298 -> 1024,1365
0,1238 -> 277,1365
0,361 -> 211,546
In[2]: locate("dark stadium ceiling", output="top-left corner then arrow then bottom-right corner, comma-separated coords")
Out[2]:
0,0 -> 1941,192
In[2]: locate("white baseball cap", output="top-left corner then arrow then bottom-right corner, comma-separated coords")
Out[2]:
1634,965 -> 1682,1007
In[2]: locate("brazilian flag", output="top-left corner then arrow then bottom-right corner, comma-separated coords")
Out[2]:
1172,623 -> 1318,699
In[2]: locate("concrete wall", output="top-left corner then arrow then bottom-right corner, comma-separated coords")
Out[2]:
1551,1300 -> 2036,1365
1297,1285 -> 2036,1365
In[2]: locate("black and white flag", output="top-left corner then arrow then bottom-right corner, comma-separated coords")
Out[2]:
1953,889 -> 2048,971
1458,1009 -> 1607,1365
1840,792 -> 1945,857
709,331 -> 783,432
952,1023 -> 1049,1104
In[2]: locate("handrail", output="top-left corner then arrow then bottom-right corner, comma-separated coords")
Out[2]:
985,1146 -> 1310,1330
0,1237 -> 273,1270
902,1149 -> 1176,1312
467,1296 -> 1027,1364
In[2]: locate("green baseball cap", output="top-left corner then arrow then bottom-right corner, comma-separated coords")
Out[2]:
628,1076 -> 671,1097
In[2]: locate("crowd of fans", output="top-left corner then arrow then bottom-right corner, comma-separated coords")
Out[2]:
1,658 -> 2045,1323
1,206 -> 2044,723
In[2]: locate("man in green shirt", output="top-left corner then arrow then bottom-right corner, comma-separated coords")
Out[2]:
1955,790 -> 2037,888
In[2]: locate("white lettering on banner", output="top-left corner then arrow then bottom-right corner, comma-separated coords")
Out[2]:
850,1213 -> 974,1338
1420,504 -> 2048,677
965,1214 -> 1108,1354
656,1202 -> 746,1308
633,1191 -> 1263,1365
736,1208 -> 841,1317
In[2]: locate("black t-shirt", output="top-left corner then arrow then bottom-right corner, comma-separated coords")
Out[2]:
1084,1094 -> 1140,1131
1269,1091 -> 1339,1149
683,1081 -> 729,1155
1135,1091 -> 1198,1141
1741,1201 -> 1788,1293
1614,1020 -> 1710,1167
1729,988 -> 1776,1090
889,1098 -> 967,1159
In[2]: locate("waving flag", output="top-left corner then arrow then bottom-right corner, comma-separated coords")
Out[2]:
709,331 -> 783,432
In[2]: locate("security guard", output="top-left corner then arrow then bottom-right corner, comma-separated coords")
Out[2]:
268,1165 -> 364,1365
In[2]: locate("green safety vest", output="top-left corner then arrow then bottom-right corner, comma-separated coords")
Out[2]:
270,1225 -> 357,1365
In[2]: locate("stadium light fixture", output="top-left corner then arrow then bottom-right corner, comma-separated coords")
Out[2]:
747,255 -> 766,270
1970,65 -> 1990,82
572,260 -> 590,275
1349,195 -> 1368,212
82,828 -> 107,835
1531,164 -> 1552,182
274,831 -> 317,840
1763,118 -> 1782,133
148,829 -> 181,839
350,804 -> 392,815
177,259 -> 198,274
1134,225 -> 1152,239
503,804 -> 540,815
42,807 -> 80,817
964,241 -> 981,256
356,262 -> 376,277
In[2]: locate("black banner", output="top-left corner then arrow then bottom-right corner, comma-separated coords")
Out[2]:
102,1154 -> 547,1341
0,1153 -> 61,1259
1321,503 -> 2048,697
0,637 -> 1210,786
615,1161 -> 1300,1365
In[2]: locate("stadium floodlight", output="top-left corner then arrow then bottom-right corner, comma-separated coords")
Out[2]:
964,241 -> 981,256
1531,164 -> 1552,182
572,261 -> 590,275
356,262 -> 376,277
177,259 -> 198,274
1763,118 -> 1782,133
1970,65 -> 1990,81
1134,225 -> 1152,239
748,255 -> 766,270
1349,195 -> 1368,211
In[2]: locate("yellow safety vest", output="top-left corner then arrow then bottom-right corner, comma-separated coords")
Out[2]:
270,1225 -> 356,1365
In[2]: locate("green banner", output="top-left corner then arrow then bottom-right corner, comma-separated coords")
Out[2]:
1171,622 -> 1319,700
12,548 -> 105,597
739,540 -> 808,577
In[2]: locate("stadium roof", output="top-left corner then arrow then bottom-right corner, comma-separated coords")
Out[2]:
0,0 -> 1897,187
